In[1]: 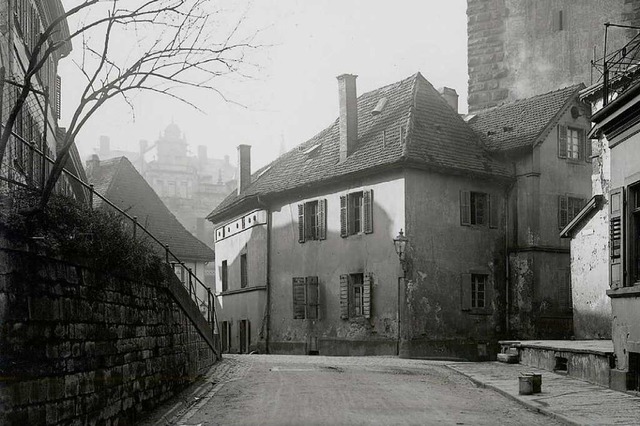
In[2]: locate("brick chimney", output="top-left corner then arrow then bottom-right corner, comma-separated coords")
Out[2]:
337,74 -> 358,162
237,144 -> 251,195
438,87 -> 459,113
85,154 -> 100,177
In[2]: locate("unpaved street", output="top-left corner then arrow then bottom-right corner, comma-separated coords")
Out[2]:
174,355 -> 562,426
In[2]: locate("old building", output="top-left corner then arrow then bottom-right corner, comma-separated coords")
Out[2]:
143,123 -> 236,247
586,73 -> 640,391
0,0 -> 88,202
208,73 -> 514,358
467,0 -> 640,112
86,155 -> 215,312
468,85 -> 593,339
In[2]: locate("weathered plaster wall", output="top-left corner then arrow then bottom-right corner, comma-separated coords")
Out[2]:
403,169 -> 507,360
0,249 -> 216,426
519,347 -> 611,387
213,210 -> 268,353
467,0 -> 636,111
268,172 -> 405,356
570,206 -> 611,339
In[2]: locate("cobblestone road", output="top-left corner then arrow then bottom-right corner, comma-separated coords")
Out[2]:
172,355 -> 562,426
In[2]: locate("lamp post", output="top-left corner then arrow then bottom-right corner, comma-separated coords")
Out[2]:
393,229 -> 409,275
393,229 -> 409,356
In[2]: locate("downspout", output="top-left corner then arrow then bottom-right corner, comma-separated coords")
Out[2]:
504,174 -> 516,336
258,195 -> 271,353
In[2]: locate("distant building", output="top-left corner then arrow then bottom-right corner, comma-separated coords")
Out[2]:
86,155 -> 215,306
466,0 -> 640,112
95,124 -> 236,248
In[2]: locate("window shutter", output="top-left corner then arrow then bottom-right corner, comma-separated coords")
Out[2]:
610,188 -> 625,289
306,276 -> 319,320
489,194 -> 498,229
318,199 -> 327,240
363,273 -> 372,319
582,129 -> 591,163
292,277 -> 306,319
558,195 -> 568,229
363,189 -> 373,234
558,125 -> 567,159
339,274 -> 349,319
460,190 -> 471,226
460,274 -> 471,311
298,203 -> 305,243
340,195 -> 348,238
55,75 -> 61,120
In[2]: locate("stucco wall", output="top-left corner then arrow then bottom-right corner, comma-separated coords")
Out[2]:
268,172 -> 405,356
213,210 -> 268,353
403,169 -> 507,360
570,206 -> 611,339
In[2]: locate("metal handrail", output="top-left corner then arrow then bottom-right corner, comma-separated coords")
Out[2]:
1,128 -> 219,341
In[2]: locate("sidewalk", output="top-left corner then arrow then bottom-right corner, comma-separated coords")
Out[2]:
447,362 -> 640,425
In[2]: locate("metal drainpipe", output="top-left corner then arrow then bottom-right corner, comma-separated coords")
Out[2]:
258,196 -> 271,353
505,177 -> 516,336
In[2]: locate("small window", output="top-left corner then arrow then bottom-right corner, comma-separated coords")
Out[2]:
298,200 -> 326,242
340,190 -> 374,237
240,254 -> 248,288
558,125 -> 585,161
339,273 -> 372,319
471,274 -> 487,308
461,191 -> 497,227
221,260 -> 228,292
558,196 -> 586,229
292,276 -> 320,320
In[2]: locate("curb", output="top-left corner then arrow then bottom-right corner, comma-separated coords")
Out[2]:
445,364 -> 579,426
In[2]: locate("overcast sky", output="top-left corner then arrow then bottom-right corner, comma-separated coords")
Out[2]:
59,1 -> 469,171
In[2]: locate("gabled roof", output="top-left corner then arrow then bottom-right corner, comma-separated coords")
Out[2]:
208,72 -> 512,222
87,157 -> 214,262
468,84 -> 585,152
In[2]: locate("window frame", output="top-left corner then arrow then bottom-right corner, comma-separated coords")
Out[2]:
471,274 -> 487,309
340,190 -> 374,237
350,273 -> 365,317
292,276 -> 320,320
240,254 -> 248,288
558,195 -> 586,229
221,260 -> 228,292
629,183 -> 640,285
298,199 -> 326,243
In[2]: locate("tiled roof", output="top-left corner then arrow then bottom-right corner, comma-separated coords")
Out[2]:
87,157 -> 214,262
468,84 -> 584,152
209,73 -> 512,221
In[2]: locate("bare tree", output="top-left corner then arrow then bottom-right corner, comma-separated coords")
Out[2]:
0,0 -> 259,209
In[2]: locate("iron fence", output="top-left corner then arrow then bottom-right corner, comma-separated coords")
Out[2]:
0,126 -> 220,348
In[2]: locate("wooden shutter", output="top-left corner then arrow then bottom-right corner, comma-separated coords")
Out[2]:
460,190 -> 471,226
610,188 -> 625,289
318,199 -> 327,240
558,195 -> 568,229
460,274 -> 471,311
363,189 -> 374,234
558,125 -> 567,159
363,273 -> 372,319
489,194 -> 498,229
582,129 -> 591,163
298,203 -> 305,243
340,195 -> 348,237
340,274 -> 349,319
306,276 -> 319,320
293,277 -> 306,319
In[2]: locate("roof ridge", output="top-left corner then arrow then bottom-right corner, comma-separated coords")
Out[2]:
474,83 -> 585,114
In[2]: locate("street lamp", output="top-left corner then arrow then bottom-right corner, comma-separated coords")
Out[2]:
393,229 -> 408,268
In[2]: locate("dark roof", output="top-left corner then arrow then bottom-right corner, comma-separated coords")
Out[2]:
87,157 -> 214,262
209,72 -> 512,221
468,84 -> 584,152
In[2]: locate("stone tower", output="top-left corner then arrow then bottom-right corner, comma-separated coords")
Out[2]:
467,0 -> 640,112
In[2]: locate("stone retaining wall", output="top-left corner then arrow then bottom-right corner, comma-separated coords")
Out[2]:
0,248 -> 217,425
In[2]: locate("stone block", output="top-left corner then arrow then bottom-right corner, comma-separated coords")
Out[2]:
65,374 -> 80,398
